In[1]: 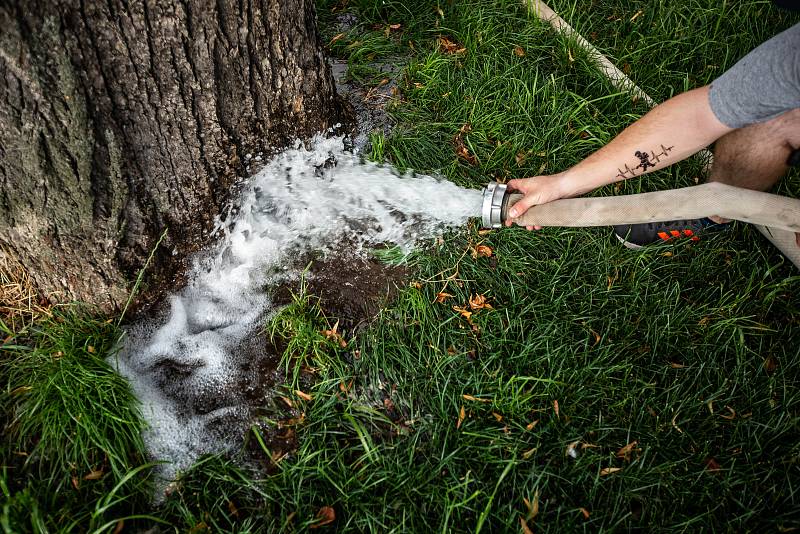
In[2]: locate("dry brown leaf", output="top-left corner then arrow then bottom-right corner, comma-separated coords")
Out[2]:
455,144 -> 478,165
492,412 -> 503,422
579,507 -> 590,519
339,381 -> 353,393
520,516 -> 534,534
279,396 -> 294,408
410,281 -> 422,289
600,467 -> 622,476
669,362 -> 686,368
553,400 -> 560,418
525,420 -> 539,431
113,520 -> 125,534
513,46 -> 526,57
720,405 -> 736,420
87,345 -> 95,354
453,305 -> 473,321
227,500 -> 239,517
515,151 -> 527,166
457,405 -> 466,429
434,292 -> 454,304
629,9 -> 643,22
616,440 -> 638,461
462,394 -> 491,403
295,390 -> 313,402
83,469 -> 104,481
469,293 -> 493,310
478,229 -> 492,236
522,447 -> 537,459
705,457 -> 721,472
330,32 -> 346,44
459,123 -> 473,134
310,506 -> 336,529
474,245 -> 492,258
321,320 -> 347,348
71,476 -> 79,490
439,36 -> 466,54
764,355 -> 778,373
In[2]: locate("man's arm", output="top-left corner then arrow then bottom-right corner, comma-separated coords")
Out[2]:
507,85 -> 734,224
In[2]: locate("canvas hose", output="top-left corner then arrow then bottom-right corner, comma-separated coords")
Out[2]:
482,182 -> 800,254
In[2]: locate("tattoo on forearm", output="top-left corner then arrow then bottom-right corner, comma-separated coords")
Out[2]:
616,144 -> 674,179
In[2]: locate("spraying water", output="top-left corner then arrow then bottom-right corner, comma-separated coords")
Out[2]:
111,135 -> 482,487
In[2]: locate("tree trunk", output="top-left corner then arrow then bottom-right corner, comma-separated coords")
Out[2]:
0,0 -> 345,312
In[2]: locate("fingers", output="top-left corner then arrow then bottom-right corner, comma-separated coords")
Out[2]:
507,194 -> 538,219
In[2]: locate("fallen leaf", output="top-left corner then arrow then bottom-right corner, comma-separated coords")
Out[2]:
492,412 -> 503,422
523,489 -> 540,519
455,143 -> 478,165
457,405 -> 466,429
600,467 -> 622,476
590,329 -> 601,347
453,305 -> 473,321
478,229 -> 492,236
515,151 -> 527,166
764,355 -> 778,373
567,48 -> 574,63
459,123 -> 472,134
410,281 -> 422,289
522,447 -> 537,459
321,320 -> 347,348
553,400 -> 560,418
310,506 -> 336,529
227,500 -> 239,517
279,396 -> 294,408
616,440 -> 638,461
439,36 -> 466,54
469,293 -> 493,310
295,390 -> 313,402
71,476 -> 79,490
705,457 -> 721,472
113,520 -> 125,534
474,245 -> 492,258
434,292 -> 454,304
579,507 -> 590,519
670,362 -> 686,369
83,469 -> 104,481
629,9 -> 643,22
389,23 -> 402,30
87,345 -> 95,353
719,405 -> 736,420
462,394 -> 491,403
513,46 -> 526,57
520,516 -> 534,534
525,420 -> 539,431
339,381 -> 353,393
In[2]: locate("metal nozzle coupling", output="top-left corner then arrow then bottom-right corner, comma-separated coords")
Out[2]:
481,182 -> 508,228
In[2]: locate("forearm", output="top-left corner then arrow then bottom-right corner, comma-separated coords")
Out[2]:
559,85 -> 733,196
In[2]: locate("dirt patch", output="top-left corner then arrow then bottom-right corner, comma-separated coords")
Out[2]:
272,250 -> 408,335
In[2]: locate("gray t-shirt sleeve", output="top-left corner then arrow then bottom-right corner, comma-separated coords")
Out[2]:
709,23 -> 800,128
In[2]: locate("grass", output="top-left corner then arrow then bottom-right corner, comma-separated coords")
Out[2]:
2,0 -> 799,531
0,307 -> 155,531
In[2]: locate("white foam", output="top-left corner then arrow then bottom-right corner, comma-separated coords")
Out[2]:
111,135 -> 482,491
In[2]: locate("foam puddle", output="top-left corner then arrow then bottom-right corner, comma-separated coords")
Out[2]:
111,135 -> 482,489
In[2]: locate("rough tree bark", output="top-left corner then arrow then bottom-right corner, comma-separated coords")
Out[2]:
0,0 -> 345,312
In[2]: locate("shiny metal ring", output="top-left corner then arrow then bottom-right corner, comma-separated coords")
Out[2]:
481,182 -> 507,228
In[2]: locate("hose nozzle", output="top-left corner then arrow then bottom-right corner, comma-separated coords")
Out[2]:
481,182 -> 510,228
